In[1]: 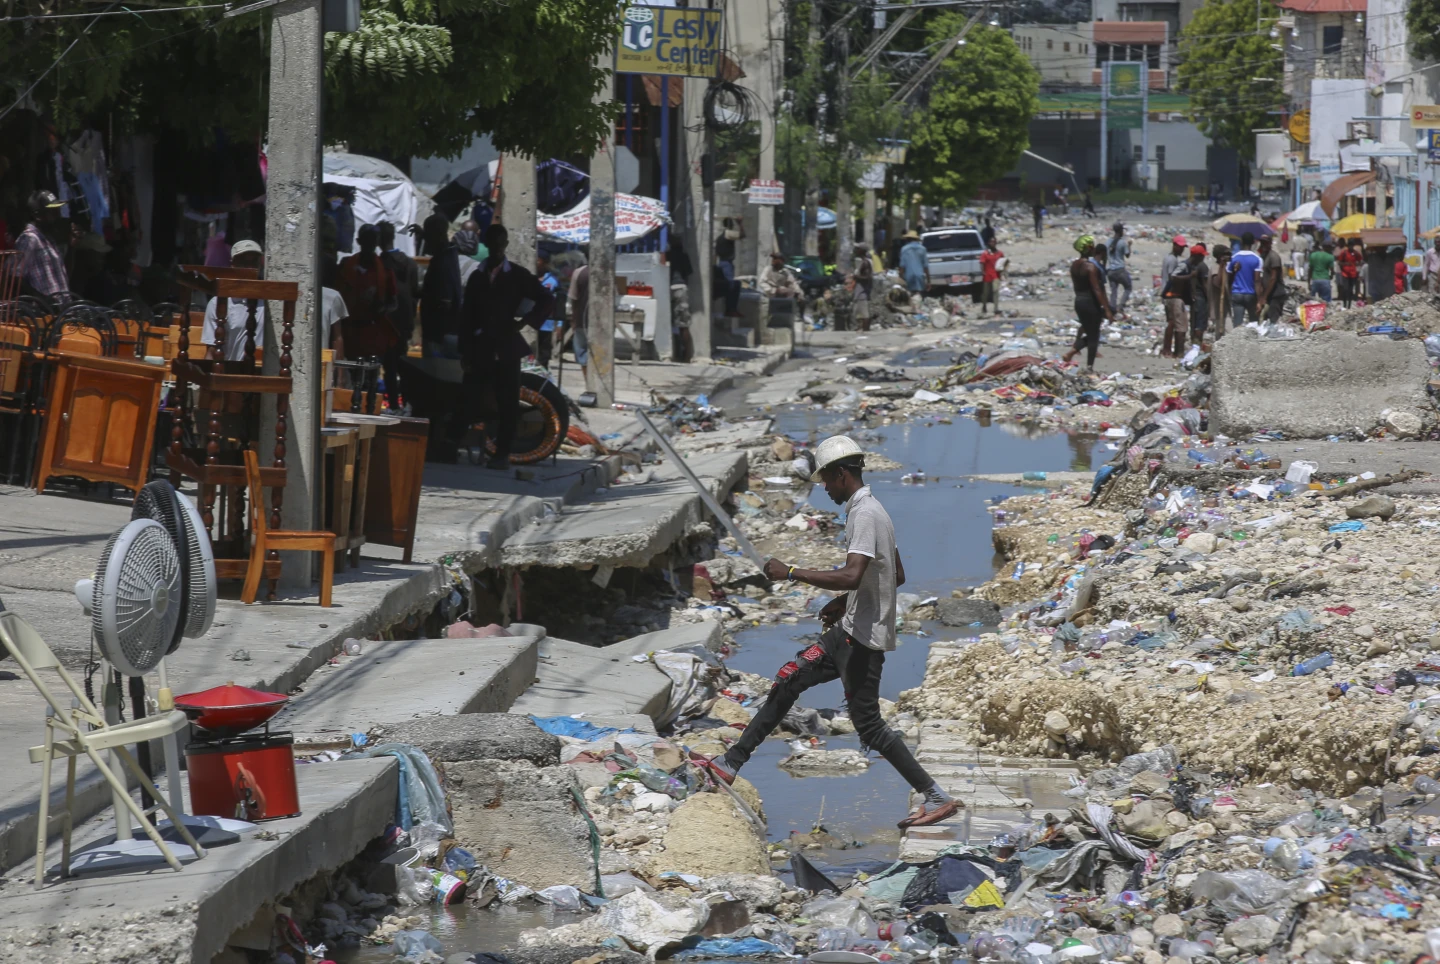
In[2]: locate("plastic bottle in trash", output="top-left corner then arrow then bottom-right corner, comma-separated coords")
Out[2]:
1023,471 -> 1048,481
1292,652 -> 1334,676
898,930 -> 939,954
343,638 -> 363,656
1012,561 -> 1026,581
1167,940 -> 1209,961
1264,837 -> 1314,872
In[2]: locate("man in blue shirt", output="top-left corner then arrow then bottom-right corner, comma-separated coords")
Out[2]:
1226,232 -> 1264,331
899,231 -> 929,294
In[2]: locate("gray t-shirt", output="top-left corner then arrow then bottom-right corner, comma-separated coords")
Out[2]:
1107,237 -> 1130,272
841,485 -> 897,651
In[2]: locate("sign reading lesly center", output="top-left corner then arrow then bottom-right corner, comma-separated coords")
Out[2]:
617,5 -> 723,78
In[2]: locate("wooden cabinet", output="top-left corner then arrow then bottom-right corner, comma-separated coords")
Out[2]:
361,416 -> 429,562
34,353 -> 166,495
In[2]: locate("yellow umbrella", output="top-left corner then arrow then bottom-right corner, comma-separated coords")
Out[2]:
1330,213 -> 1376,238
1211,213 -> 1268,231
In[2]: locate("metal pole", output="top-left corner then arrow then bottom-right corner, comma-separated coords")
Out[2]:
661,77 -> 671,251
1100,63 -> 1109,192
1140,64 -> 1150,191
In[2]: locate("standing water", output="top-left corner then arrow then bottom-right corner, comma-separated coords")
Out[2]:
726,414 -> 1107,865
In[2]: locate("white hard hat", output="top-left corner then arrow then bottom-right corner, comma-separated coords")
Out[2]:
799,435 -> 865,482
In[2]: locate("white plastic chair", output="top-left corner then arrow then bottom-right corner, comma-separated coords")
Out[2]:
0,609 -> 205,885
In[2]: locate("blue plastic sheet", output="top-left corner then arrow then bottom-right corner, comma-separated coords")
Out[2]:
673,938 -> 787,958
529,715 -> 635,741
1328,520 -> 1366,533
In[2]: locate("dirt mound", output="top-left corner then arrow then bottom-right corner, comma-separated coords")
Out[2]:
1323,290 -> 1440,335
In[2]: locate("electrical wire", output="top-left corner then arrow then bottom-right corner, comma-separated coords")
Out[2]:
0,3 -> 228,22
0,1 -> 120,124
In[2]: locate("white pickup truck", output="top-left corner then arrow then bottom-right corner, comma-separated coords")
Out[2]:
920,228 -> 986,296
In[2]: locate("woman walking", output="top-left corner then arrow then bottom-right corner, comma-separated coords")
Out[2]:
1063,235 -> 1114,371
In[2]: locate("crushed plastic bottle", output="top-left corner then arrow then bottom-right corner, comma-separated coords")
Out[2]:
1291,652 -> 1334,676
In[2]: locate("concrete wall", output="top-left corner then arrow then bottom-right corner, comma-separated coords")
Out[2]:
1118,119 -> 1210,194
1013,24 -> 1095,84
1211,328 -> 1434,439
1285,13 -> 1365,116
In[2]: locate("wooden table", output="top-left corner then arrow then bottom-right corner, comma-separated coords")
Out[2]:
320,424 -> 373,571
355,415 -> 428,563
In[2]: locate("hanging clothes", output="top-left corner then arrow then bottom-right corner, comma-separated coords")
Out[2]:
66,129 -> 110,233
535,159 -> 589,215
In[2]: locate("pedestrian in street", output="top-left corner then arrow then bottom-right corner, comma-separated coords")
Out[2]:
420,213 -> 463,358
455,223 -> 554,470
1082,189 -> 1097,217
1226,231 -> 1263,330
978,236 -> 1004,316
1308,241 -> 1335,304
1394,254 -> 1409,297
1106,221 -> 1132,317
1091,241 -> 1108,279
337,223 -> 399,359
1336,239 -> 1361,309
1063,234 -> 1114,370
1032,202 -> 1044,238
1257,234 -> 1286,324
1208,244 -> 1232,339
1053,186 -> 1067,215
15,190 -> 73,308
694,436 -> 962,830
534,252 -> 561,369
852,242 -> 874,332
202,240 -> 269,362
1185,244 -> 1211,348
565,263 -> 591,369
899,232 -> 929,295
715,217 -> 742,317
1426,238 -> 1440,295
1206,181 -> 1219,216
1159,234 -> 1187,357
378,220 -> 419,409
1291,228 -> 1312,282
979,218 -> 996,249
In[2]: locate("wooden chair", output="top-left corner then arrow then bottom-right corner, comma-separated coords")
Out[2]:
241,448 -> 335,607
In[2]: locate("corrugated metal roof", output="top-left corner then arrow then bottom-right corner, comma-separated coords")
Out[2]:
1276,0 -> 1365,13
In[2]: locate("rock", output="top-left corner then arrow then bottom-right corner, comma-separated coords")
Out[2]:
708,697 -> 753,727
1142,952 -> 1164,964
937,597 -> 1003,627
448,760 -> 596,889
1367,636 -> 1395,657
778,748 -> 870,772
1386,411 -> 1424,438
373,714 -> 561,766
1152,914 -> 1185,939
1229,596 -> 1251,612
1224,915 -> 1280,952
1129,927 -> 1154,947
1354,624 -> 1375,640
702,873 -> 786,912
660,793 -> 769,876
1117,800 -> 1174,842
771,438 -> 795,462
1043,710 -> 1071,739
1347,495 -> 1396,520
1184,532 -> 1217,554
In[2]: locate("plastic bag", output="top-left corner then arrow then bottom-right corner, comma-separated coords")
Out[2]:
360,743 -> 452,833
395,865 -> 434,907
600,872 -> 655,897
538,884 -> 583,911
443,845 -> 477,874
1115,746 -> 1178,782
392,929 -> 443,962
816,928 -> 865,952
1189,869 -> 1290,916
801,895 -> 874,933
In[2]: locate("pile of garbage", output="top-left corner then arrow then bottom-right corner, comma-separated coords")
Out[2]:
1323,290 -> 1440,337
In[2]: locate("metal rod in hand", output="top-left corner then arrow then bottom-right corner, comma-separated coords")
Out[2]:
635,411 -> 765,567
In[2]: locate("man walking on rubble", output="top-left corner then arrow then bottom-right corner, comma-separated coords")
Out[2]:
692,436 -> 961,830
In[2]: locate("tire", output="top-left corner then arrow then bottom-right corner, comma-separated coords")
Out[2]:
485,371 -> 570,464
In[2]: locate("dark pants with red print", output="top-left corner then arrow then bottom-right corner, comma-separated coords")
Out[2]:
722,625 -> 935,792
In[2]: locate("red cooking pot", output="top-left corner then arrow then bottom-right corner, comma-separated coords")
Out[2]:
174,682 -> 289,735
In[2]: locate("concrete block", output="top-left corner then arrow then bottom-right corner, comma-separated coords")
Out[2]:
371,714 -> 561,766
447,760 -> 597,890
1211,328 -> 1433,439
275,637 -> 539,742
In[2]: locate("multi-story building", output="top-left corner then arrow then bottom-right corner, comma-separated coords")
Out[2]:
1013,23 -> 1096,85
1278,0 -> 1367,109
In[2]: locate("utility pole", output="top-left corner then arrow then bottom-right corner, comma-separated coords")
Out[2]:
684,77 -> 713,360
263,0 -> 323,584
588,76 -> 617,406
499,155 -> 537,272
803,0 -> 822,258
863,188 -> 877,245
1100,64 -> 1109,192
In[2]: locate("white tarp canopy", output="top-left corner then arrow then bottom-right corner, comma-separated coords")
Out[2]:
323,152 -> 421,256
537,193 -> 670,244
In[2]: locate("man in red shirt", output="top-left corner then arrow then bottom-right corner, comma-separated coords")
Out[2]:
1335,239 -> 1362,309
978,237 -> 1004,316
1394,256 -> 1409,296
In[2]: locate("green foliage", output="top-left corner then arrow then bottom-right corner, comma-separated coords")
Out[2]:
1176,0 -> 1282,158
0,0 -> 619,160
905,20 -> 1039,207
1407,0 -> 1440,62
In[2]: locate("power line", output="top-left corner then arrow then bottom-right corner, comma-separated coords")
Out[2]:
0,2 -> 120,123
0,3 -> 227,22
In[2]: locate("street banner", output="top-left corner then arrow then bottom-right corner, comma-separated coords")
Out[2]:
617,5 -> 723,78
536,194 -> 670,244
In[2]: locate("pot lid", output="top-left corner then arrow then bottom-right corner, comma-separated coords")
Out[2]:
174,681 -> 288,709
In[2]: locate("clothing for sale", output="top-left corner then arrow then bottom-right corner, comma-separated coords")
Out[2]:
841,485 -> 898,652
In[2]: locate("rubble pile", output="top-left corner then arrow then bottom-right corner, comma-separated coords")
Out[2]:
1323,290 -> 1440,337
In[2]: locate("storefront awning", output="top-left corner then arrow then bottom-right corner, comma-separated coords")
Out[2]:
1319,170 -> 1375,218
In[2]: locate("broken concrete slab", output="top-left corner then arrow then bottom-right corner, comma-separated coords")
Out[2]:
1210,328 -> 1433,439
371,714 -> 561,766
0,758 -> 396,964
498,451 -> 748,570
275,637 -> 539,743
510,636 -> 674,722
447,760 -> 596,890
